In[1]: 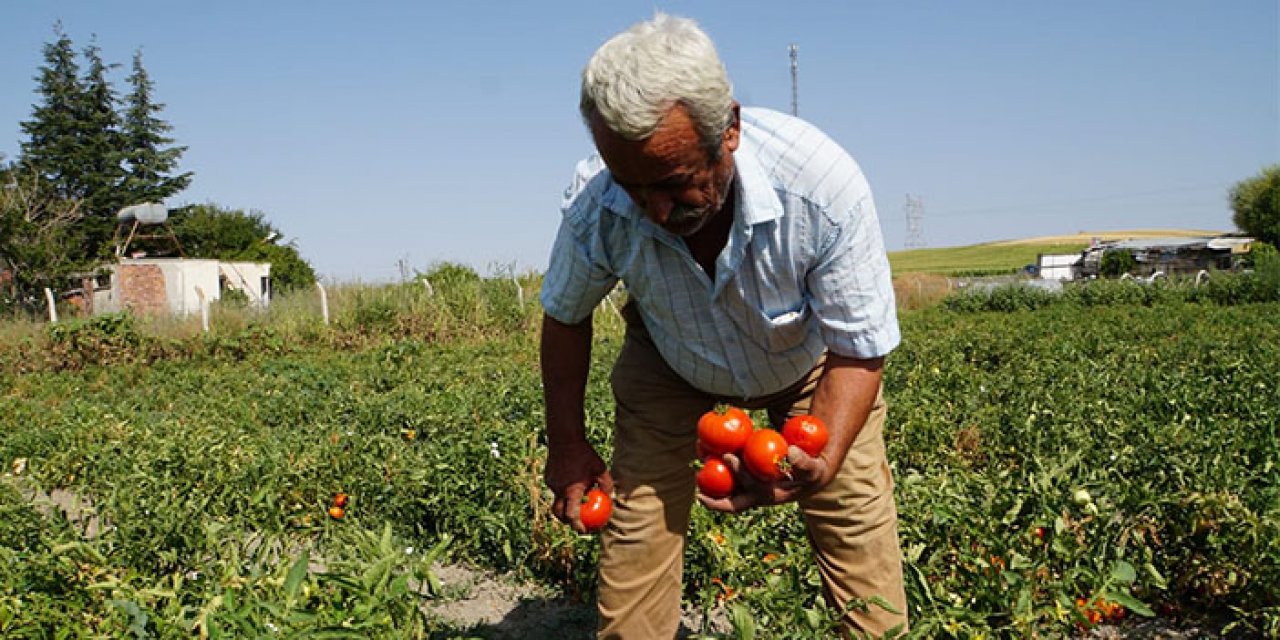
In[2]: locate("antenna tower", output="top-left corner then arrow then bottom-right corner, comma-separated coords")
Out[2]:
904,195 -> 927,249
789,43 -> 799,116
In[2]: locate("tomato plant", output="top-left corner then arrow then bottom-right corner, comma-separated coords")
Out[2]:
697,405 -> 753,455
780,414 -> 828,457
742,429 -> 789,482
696,456 -> 734,498
580,488 -> 612,533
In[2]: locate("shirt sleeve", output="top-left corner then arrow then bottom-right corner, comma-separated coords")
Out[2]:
540,157 -> 620,325
807,182 -> 901,359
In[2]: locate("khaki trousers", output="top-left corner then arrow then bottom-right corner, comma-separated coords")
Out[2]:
597,306 -> 908,639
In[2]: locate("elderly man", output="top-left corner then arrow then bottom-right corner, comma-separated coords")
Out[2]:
539,13 -> 907,639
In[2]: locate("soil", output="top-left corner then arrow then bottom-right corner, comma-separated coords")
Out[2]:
421,563 -> 1242,640
423,563 -> 730,639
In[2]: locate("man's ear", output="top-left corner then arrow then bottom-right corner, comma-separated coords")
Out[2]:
722,102 -> 741,153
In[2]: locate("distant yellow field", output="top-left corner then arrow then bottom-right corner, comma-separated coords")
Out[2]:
888,228 -> 1226,276
986,229 -> 1225,246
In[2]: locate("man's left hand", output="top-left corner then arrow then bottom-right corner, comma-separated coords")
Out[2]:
697,445 -> 834,513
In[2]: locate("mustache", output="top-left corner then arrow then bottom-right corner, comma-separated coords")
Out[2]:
668,203 -> 712,225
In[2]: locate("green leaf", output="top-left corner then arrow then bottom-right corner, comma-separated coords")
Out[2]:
1110,560 -> 1137,584
285,549 -> 310,601
728,603 -> 756,640
1001,497 -> 1024,524
1105,590 -> 1155,617
804,606 -> 823,629
1143,562 -> 1169,590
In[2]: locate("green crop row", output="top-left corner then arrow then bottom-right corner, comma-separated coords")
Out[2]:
1,288 -> 1276,638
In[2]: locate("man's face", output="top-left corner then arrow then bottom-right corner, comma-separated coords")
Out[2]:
590,104 -> 739,236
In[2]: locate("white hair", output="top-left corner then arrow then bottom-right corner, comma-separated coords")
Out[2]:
580,13 -> 734,149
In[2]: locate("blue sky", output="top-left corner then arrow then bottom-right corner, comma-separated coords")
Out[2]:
3,1 -> 1277,281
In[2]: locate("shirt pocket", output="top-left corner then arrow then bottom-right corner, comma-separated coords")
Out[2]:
735,303 -> 814,353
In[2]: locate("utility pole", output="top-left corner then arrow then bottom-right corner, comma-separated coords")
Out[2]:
904,195 -> 927,249
789,43 -> 799,116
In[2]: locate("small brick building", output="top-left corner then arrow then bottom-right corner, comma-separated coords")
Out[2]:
91,258 -> 271,316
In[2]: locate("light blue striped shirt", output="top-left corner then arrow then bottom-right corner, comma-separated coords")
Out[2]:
541,107 -> 899,399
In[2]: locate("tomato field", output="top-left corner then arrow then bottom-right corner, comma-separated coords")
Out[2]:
1,272 -> 1277,638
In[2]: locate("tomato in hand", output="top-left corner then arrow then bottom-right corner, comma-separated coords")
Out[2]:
743,429 -> 790,482
781,414 -> 829,457
697,405 -> 753,455
580,488 -> 613,533
696,456 -> 735,498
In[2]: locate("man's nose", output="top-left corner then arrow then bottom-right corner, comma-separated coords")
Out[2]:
642,193 -> 673,224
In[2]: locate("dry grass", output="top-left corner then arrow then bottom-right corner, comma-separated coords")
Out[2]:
893,273 -> 957,310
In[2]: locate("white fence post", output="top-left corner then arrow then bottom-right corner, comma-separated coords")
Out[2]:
194,286 -> 210,333
44,288 -> 58,323
316,281 -> 330,325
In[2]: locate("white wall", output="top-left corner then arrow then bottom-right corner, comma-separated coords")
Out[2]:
93,258 -> 272,315
1038,253 -> 1082,281
219,261 -> 272,308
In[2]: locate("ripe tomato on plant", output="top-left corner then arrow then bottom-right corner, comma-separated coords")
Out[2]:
333,492 -> 349,508
780,414 -> 829,457
743,429 -> 789,482
697,405 -> 753,455
328,505 -> 345,520
580,488 -> 613,533
696,456 -> 735,498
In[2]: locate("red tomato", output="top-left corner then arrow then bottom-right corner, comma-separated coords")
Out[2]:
781,414 -> 829,457
743,429 -> 789,481
696,456 -> 735,498
333,492 -> 349,508
697,405 -> 753,455
580,488 -> 613,533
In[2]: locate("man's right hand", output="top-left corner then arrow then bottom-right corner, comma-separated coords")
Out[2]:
544,438 -> 614,534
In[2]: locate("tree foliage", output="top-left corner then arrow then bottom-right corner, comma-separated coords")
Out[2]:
17,26 -> 192,262
120,49 -> 192,206
1231,164 -> 1280,247
5,25 -> 318,312
1099,249 -> 1136,277
169,204 -> 317,293
0,166 -> 98,315
18,24 -> 88,202
77,40 -> 130,252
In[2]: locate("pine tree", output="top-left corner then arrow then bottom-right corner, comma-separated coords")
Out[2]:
78,39 -> 129,253
18,26 -> 131,260
19,23 -> 87,201
120,49 -> 192,206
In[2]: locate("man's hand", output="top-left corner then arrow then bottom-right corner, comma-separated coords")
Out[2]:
545,439 -> 614,533
699,354 -> 884,514
697,445 -> 833,513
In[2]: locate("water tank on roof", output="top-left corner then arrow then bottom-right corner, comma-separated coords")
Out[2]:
116,202 -> 168,225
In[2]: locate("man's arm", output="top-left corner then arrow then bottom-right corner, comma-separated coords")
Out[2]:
541,312 -> 614,532
700,353 -> 882,512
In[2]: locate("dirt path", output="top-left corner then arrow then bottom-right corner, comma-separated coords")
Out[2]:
423,563 -> 730,639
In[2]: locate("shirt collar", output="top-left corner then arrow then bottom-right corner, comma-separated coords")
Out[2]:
732,141 -> 783,226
